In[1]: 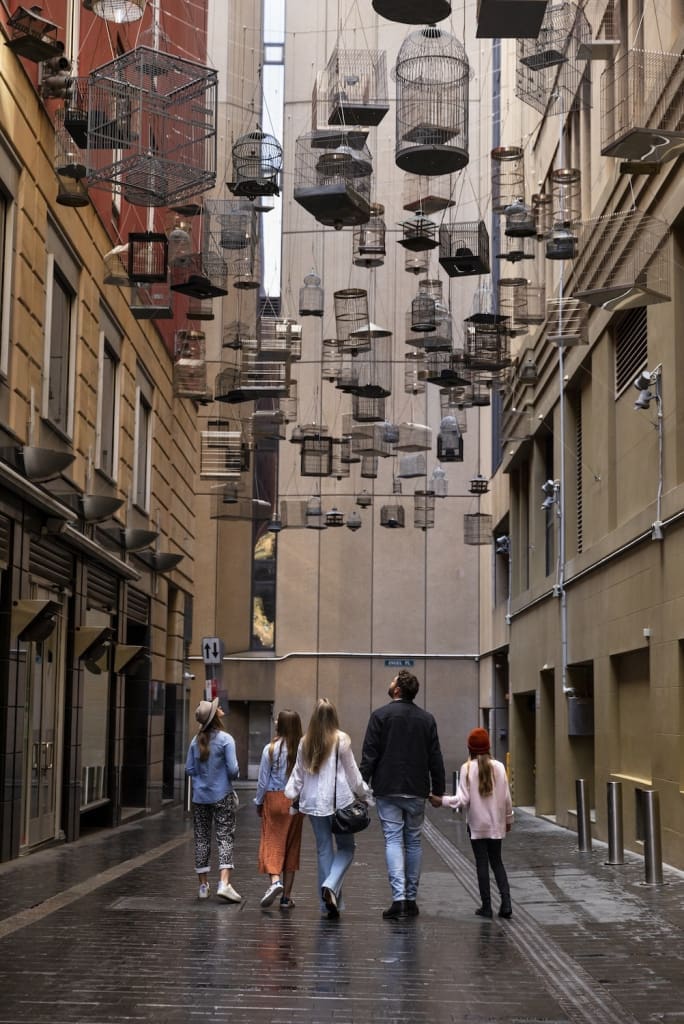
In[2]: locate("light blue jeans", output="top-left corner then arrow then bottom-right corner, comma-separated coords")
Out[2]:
308,814 -> 356,912
375,796 -> 425,902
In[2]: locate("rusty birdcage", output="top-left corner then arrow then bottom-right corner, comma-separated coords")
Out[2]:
86,47 -> 217,206
394,26 -> 470,175
516,2 -> 591,117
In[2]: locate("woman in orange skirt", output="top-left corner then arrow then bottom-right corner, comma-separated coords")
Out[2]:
255,709 -> 304,908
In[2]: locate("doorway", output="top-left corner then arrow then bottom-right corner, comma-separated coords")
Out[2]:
21,588 -> 67,849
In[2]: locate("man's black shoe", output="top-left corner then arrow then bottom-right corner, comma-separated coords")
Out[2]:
382,900 -> 406,919
404,900 -> 419,917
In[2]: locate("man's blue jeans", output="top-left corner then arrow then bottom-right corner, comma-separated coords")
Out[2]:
308,814 -> 356,911
375,796 -> 425,901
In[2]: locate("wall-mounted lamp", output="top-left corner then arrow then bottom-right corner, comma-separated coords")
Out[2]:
495,535 -> 510,555
113,644 -> 147,675
12,599 -> 61,642
75,626 -> 114,672
633,366 -> 664,540
541,479 -> 559,511
633,366 -> 661,410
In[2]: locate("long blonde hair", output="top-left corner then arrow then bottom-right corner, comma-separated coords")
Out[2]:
301,698 -> 339,774
475,753 -> 494,797
269,709 -> 303,777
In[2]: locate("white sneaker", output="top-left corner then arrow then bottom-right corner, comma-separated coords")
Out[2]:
260,880 -> 284,907
198,882 -> 210,899
217,881 -> 242,902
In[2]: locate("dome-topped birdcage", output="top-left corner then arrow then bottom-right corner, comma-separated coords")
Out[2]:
394,26 -> 470,175
90,0 -> 147,22
294,132 -> 372,229
372,0 -> 452,24
299,271 -> 324,316
86,47 -> 218,206
516,2 -> 591,117
229,130 -> 282,199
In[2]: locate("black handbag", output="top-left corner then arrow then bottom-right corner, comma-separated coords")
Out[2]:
331,741 -> 370,835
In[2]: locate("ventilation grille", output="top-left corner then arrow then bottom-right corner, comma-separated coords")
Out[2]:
614,306 -> 647,396
575,397 -> 583,555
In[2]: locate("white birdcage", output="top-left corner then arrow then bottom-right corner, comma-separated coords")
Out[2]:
394,26 -> 470,175
414,490 -> 436,530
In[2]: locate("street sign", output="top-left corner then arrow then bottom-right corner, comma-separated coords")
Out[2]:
384,658 -> 414,668
201,636 -> 224,665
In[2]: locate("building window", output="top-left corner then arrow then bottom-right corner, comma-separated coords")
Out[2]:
97,309 -> 122,480
0,140 -> 18,380
45,262 -> 75,435
44,224 -> 80,438
133,367 -> 153,511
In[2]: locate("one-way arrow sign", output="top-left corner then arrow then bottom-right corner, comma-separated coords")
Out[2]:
201,636 -> 224,665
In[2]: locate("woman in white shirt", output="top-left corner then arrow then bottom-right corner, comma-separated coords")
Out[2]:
437,727 -> 513,919
285,698 -> 371,918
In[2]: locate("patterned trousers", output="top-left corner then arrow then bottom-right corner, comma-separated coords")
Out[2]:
192,792 -> 238,873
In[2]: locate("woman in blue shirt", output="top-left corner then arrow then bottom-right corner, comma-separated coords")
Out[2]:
185,698 -> 240,901
255,709 -> 303,909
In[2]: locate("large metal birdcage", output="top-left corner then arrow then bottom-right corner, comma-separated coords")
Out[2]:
86,47 -> 218,206
394,26 -> 470,175
516,2 -> 591,117
314,48 -> 389,128
294,132 -> 372,228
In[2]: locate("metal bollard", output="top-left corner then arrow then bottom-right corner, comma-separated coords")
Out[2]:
606,780 -> 624,865
576,778 -> 592,852
636,788 -> 663,885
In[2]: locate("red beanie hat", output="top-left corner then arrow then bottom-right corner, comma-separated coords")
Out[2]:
468,727 -> 490,755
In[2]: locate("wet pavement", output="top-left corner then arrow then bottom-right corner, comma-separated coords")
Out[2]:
0,793 -> 682,1024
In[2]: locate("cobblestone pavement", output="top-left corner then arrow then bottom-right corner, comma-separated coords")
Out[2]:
0,792 -> 682,1024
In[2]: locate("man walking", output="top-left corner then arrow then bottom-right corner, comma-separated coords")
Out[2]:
360,669 -> 445,919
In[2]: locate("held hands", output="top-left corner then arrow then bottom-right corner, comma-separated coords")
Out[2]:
428,793 -> 443,808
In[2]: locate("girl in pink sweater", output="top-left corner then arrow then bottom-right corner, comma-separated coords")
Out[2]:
437,728 -> 513,919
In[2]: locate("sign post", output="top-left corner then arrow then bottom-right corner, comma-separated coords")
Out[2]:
201,636 -> 225,701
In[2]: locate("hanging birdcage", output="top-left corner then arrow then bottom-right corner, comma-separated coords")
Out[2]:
360,455 -> 379,478
518,350 -> 539,384
279,379 -> 298,424
315,48 -> 390,127
551,167 -> 581,226
437,416 -> 463,461
396,423 -> 432,452
334,288 -> 371,354
299,271 -> 324,316
170,252 -> 228,299
439,221 -> 490,276
405,351 -> 426,395
532,193 -> 554,238
408,280 -> 453,351
521,283 -> 546,325
222,321 -> 255,351
394,26 -> 470,175
497,279 -> 529,336
464,312 -> 511,370
229,130 -> 282,198
127,232 -> 168,283
504,201 -> 536,238
5,6 -> 62,62
199,431 -> 244,479
307,498 -> 326,529
491,146 -> 524,214
258,317 -> 303,362
398,452 -> 427,478
103,245 -> 129,286
468,473 -> 488,495
173,329 -> 208,400
601,50 -> 684,166
187,296 -> 216,321
280,499 -> 308,528
402,174 -> 456,214
348,329 -> 392,398
352,395 -> 386,422
497,234 -> 536,264
380,504 -> 405,529
129,281 -> 173,319
414,491 -> 436,530
166,211 -> 195,268
353,205 -> 386,267
86,47 -> 218,206
431,466 -> 448,497
351,423 -> 393,458
422,350 -> 470,387
516,3 -> 591,117
331,441 -> 351,480
294,132 -> 372,229
301,434 -> 334,477
53,109 -> 89,208
215,351 -> 291,403
572,211 -> 670,311
398,214 -> 439,252
405,248 -> 431,275
411,293 -> 436,332
90,0 -> 147,22
463,512 -> 493,545
205,198 -> 255,251
546,296 -> 588,346
321,338 -> 342,382
373,0 -> 452,26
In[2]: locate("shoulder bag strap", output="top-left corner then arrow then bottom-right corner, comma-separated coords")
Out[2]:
333,738 -> 340,810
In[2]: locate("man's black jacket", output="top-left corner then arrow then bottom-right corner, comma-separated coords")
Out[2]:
360,699 -> 445,798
